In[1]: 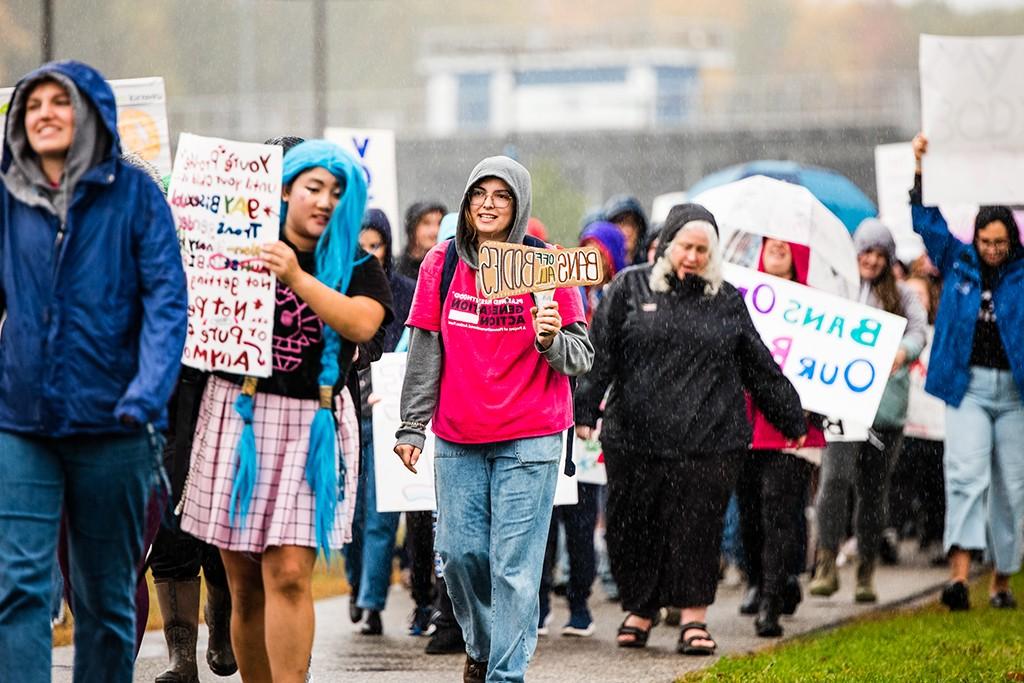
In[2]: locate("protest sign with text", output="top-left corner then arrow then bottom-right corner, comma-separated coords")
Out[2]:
169,133 -> 282,377
724,263 -> 907,426
372,352 -> 579,512
0,77 -> 173,178
324,127 -> 400,246
920,35 -> 1024,205
476,241 -> 604,299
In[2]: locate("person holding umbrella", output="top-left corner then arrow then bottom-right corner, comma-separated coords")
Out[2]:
575,204 -> 807,655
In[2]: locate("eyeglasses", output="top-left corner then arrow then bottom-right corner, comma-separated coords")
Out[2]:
977,238 -> 1010,251
467,187 -> 513,209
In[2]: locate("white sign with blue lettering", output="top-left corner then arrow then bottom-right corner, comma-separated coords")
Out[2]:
724,263 -> 907,426
324,127 -> 400,246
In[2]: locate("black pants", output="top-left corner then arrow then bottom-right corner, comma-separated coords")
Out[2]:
540,482 -> 600,614
888,437 -> 945,546
150,524 -> 228,588
151,368 -> 228,589
604,449 -> 743,616
736,451 -> 812,598
405,510 -> 435,609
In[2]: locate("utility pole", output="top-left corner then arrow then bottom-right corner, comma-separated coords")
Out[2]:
312,0 -> 327,136
41,0 -> 54,63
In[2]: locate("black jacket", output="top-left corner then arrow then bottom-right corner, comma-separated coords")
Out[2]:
574,264 -> 806,458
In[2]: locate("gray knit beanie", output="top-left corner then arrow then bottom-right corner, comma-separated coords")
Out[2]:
853,218 -> 895,264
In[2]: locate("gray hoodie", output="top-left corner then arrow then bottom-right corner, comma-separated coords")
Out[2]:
396,156 -> 594,450
2,70 -> 110,221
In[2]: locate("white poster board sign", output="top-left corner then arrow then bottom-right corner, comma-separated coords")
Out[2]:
1,76 -> 172,178
574,436 -> 607,486
371,353 -> 437,512
372,352 -> 578,512
324,127 -> 400,246
874,143 -> 926,263
168,133 -> 282,377
920,35 -> 1024,205
724,263 -> 907,426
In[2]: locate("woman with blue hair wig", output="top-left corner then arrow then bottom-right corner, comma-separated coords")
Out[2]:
180,140 -> 393,682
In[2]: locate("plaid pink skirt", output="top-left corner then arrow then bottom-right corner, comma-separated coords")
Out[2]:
179,376 -> 359,553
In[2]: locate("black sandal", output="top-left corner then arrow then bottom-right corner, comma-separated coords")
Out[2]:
677,621 -> 717,656
616,613 -> 658,648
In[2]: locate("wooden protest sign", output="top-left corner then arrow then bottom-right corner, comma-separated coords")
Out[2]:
724,263 -> 907,427
476,241 -> 604,300
920,35 -> 1024,204
371,352 -> 578,512
1,77 -> 172,178
168,133 -> 283,378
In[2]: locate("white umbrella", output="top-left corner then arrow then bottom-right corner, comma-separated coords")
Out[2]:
692,175 -> 860,299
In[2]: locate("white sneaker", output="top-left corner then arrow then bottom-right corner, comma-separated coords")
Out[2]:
537,611 -> 553,636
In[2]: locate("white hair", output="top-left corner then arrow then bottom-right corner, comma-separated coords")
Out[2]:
649,220 -> 723,296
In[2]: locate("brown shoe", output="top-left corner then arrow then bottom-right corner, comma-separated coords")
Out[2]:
463,655 -> 487,683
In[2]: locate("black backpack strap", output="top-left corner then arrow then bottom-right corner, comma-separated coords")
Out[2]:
439,237 -> 459,307
522,234 -> 547,249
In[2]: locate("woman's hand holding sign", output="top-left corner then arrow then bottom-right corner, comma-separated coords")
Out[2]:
394,443 -> 421,474
261,241 -> 303,286
532,300 -> 561,350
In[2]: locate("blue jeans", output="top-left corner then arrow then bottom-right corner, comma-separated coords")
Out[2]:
434,434 -> 560,683
0,430 -> 159,683
944,367 -> 1024,574
343,418 -> 400,611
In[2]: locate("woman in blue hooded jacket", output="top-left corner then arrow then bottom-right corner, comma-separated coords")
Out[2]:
912,134 -> 1024,611
0,61 -> 188,683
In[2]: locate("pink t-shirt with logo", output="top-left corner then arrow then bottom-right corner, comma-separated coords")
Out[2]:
406,242 -> 586,444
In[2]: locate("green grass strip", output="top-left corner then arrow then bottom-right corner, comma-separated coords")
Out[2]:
683,572 -> 1024,682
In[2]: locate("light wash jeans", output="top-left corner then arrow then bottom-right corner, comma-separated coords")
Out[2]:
434,433 -> 561,683
0,430 -> 159,683
344,417 -> 400,611
944,367 -> 1024,574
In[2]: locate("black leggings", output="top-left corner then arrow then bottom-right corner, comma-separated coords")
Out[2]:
149,524 -> 228,588
737,450 -> 812,598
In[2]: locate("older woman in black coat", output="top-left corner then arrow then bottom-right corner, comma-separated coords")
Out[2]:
574,204 -> 807,655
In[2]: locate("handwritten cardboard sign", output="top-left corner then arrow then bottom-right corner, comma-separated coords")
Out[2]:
1,76 -> 172,178
371,352 -> 578,512
477,241 -> 604,300
324,127 -> 400,245
920,35 -> 1024,204
168,133 -> 283,378
724,263 -> 907,426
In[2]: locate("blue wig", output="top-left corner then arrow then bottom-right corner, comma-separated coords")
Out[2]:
229,140 -> 368,560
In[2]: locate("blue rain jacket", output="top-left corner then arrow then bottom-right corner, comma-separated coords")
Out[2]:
912,202 -> 1024,407
0,61 -> 187,435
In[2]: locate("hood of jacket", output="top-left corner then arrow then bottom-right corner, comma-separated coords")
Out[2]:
455,155 -> 532,268
758,239 -> 811,285
655,203 -> 719,260
2,60 -> 118,220
603,194 -> 650,263
581,221 -> 628,276
362,207 -> 395,276
403,199 -> 447,251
